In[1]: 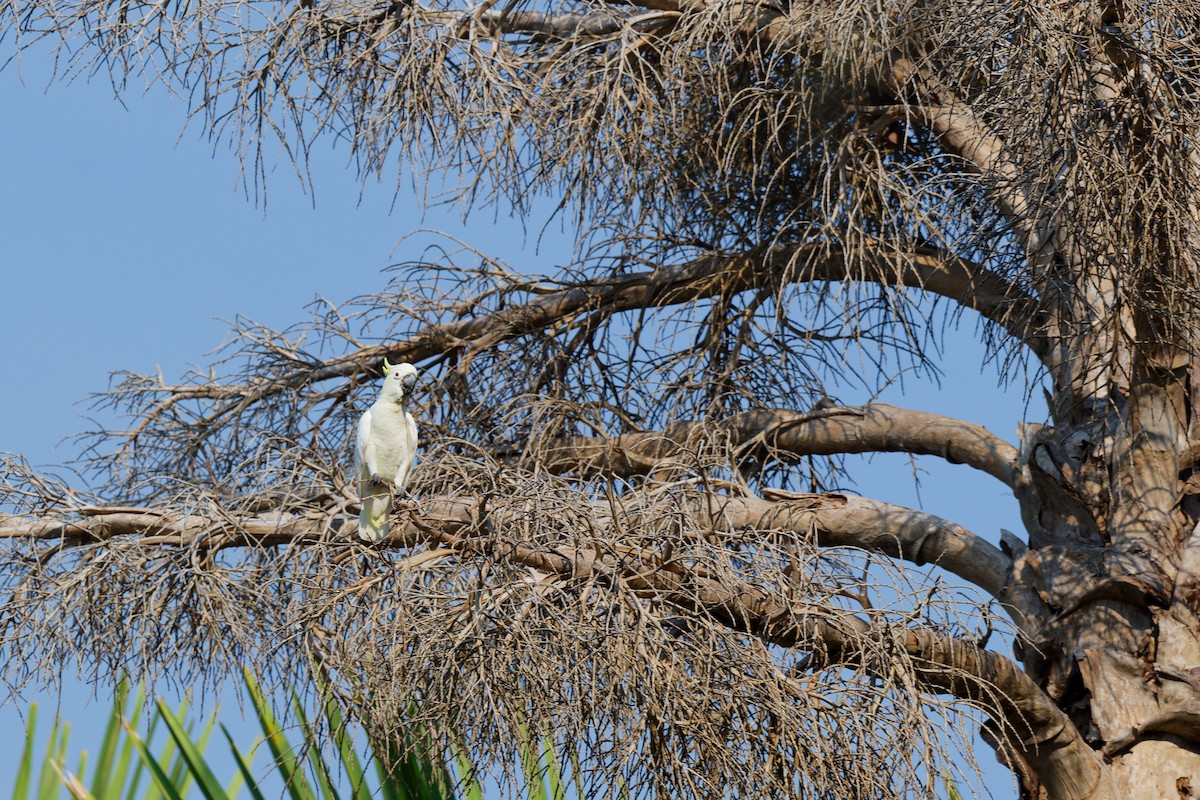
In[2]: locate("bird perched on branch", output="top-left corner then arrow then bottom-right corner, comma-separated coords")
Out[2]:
354,359 -> 419,542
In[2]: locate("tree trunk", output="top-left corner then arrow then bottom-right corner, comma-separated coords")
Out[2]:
1009,328 -> 1200,797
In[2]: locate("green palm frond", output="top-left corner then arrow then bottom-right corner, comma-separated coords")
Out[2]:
14,674 -> 583,800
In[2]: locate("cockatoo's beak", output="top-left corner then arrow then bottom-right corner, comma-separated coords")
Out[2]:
401,371 -> 418,393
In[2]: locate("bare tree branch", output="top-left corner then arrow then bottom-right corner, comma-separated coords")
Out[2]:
526,403 -> 1021,488
122,243 -> 1042,453
430,504 -> 1104,798
0,494 -> 1093,796
0,486 -> 1043,627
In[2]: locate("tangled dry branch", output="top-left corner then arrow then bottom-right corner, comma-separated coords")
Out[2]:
0,235 -> 1074,797
0,448 -> 1078,797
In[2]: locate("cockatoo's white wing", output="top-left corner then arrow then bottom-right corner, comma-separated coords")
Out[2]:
354,408 -> 375,479
392,410 -> 419,491
355,408 -> 391,543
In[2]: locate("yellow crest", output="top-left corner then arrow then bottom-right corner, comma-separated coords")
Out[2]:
382,357 -> 394,376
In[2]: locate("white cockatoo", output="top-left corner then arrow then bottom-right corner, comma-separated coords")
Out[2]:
354,359 -> 419,542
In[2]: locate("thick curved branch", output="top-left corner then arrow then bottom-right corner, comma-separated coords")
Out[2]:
453,514 -> 1093,796
140,243 -> 1042,433
382,242 -> 1043,361
697,491 -> 1045,630
0,488 -> 1043,626
528,403 -> 1020,488
0,495 -> 1099,798
445,503 -> 1104,798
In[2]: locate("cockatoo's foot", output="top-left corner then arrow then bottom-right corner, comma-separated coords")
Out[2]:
368,473 -> 393,488
393,489 -> 418,507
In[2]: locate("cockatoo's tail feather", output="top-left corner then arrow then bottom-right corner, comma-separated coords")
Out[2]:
359,491 -> 391,542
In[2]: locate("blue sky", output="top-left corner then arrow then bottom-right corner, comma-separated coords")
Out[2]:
1,45 -> 1030,798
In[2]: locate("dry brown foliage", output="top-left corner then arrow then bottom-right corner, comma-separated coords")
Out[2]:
0,439 -> 1013,799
